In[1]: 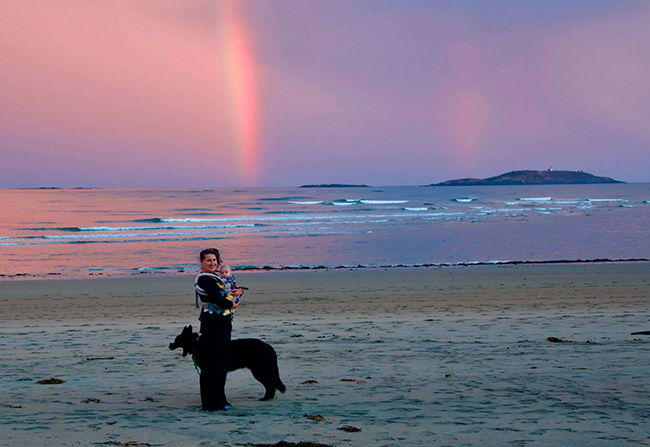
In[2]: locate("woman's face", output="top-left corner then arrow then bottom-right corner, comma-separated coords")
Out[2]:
200,253 -> 219,273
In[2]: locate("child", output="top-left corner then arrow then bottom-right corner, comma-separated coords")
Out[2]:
219,265 -> 245,304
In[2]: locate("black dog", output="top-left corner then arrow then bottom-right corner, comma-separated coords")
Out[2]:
169,325 -> 286,401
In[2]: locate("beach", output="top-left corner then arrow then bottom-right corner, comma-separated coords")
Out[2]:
1,262 -> 649,447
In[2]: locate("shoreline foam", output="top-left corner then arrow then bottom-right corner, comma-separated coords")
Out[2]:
1,257 -> 649,281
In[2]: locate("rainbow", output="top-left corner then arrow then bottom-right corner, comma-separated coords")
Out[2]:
222,0 -> 260,183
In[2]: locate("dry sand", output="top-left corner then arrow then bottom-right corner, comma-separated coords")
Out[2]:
1,263 -> 649,447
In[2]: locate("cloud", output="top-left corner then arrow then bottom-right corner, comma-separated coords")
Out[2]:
1,1 -> 648,186
0,0 -> 241,185
542,5 -> 650,139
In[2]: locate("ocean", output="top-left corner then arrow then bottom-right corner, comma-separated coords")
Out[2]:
1,184 -> 648,278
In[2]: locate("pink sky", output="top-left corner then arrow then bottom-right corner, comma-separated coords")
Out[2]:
1,0 -> 648,187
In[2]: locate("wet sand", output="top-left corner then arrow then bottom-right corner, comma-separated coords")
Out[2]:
1,263 -> 649,446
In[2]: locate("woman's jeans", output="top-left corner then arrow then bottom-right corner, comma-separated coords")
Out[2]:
199,312 -> 232,409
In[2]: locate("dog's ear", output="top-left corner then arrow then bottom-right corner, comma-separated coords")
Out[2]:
188,324 -> 193,333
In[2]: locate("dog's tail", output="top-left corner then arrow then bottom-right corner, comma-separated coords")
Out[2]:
277,378 -> 286,394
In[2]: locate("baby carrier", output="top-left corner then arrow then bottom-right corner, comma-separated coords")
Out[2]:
194,272 -> 235,319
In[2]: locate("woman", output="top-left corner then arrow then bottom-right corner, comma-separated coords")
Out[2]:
195,248 -> 241,411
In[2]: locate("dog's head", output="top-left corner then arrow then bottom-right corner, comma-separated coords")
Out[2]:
169,325 -> 196,357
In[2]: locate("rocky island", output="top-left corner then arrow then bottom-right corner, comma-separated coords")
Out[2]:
300,183 -> 369,188
429,170 -> 624,186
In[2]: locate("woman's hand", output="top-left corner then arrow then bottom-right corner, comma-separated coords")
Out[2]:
231,287 -> 244,297
231,301 -> 240,309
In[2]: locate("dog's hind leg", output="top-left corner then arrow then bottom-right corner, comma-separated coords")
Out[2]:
260,387 -> 275,401
250,368 -> 276,401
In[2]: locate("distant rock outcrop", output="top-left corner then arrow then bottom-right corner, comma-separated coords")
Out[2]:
300,184 -> 369,188
428,170 -> 624,186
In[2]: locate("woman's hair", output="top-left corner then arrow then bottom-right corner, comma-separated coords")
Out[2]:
199,248 -> 222,264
